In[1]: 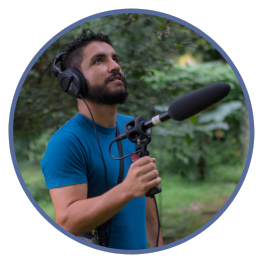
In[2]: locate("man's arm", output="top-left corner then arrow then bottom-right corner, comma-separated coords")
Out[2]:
50,156 -> 161,236
50,182 -> 130,236
146,197 -> 163,247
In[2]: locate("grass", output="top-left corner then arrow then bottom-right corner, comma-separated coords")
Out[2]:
18,161 -> 55,221
18,161 -> 242,245
157,174 -> 238,244
157,163 -> 244,244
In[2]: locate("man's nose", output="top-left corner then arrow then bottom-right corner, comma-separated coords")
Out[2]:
108,59 -> 121,73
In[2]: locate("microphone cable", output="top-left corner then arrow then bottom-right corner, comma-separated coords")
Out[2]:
109,137 -> 142,160
153,195 -> 161,247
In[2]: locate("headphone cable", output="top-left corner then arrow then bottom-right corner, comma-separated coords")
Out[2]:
79,94 -> 109,191
79,94 -> 110,246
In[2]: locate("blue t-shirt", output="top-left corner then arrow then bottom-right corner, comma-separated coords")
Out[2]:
41,113 -> 147,250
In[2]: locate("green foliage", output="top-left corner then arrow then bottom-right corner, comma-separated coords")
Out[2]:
14,128 -> 54,162
199,101 -> 242,123
18,162 -> 50,202
26,179 -> 51,202
14,14 -> 198,138
145,61 -> 246,180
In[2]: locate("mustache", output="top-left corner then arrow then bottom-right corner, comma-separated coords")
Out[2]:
104,72 -> 125,85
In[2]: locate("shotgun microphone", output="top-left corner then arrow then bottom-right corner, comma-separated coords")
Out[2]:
144,82 -> 230,128
115,82 -> 230,141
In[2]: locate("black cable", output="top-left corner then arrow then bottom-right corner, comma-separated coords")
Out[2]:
79,94 -> 109,191
109,138 -> 142,160
153,196 -> 160,247
79,94 -> 110,246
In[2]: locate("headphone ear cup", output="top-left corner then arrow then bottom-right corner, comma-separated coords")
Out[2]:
68,68 -> 88,96
57,68 -> 88,98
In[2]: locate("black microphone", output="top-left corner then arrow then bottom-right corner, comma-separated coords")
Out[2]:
115,82 -> 230,141
143,82 -> 230,128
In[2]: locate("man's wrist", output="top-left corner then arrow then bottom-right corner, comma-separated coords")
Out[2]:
116,182 -> 134,202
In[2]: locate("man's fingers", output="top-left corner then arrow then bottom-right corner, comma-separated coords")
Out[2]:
145,177 -> 162,190
134,156 -> 155,167
138,162 -> 157,175
142,169 -> 159,182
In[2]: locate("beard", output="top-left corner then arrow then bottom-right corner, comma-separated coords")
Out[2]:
83,72 -> 128,105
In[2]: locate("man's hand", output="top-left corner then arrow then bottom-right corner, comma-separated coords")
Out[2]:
122,156 -> 161,199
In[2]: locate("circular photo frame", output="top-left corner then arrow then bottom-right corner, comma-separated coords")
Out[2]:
9,9 -> 254,254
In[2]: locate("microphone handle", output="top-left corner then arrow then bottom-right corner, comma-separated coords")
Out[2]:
142,114 -> 170,197
131,152 -> 162,198
146,185 -> 162,198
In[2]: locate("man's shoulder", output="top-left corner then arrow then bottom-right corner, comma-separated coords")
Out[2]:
45,114 -> 90,153
53,113 -> 89,137
41,114 -> 88,175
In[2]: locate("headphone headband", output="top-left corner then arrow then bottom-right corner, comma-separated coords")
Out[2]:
52,52 -> 66,77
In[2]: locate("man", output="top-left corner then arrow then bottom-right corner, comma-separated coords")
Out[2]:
41,32 -> 163,250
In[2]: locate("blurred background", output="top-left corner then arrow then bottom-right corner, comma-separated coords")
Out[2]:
13,13 -> 249,245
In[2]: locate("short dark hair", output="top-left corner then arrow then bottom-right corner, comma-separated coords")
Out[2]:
61,32 -> 112,71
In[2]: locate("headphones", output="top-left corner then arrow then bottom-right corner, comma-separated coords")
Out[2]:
51,52 -> 88,98
52,52 -> 125,99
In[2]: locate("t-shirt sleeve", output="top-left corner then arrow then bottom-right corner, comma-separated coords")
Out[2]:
40,131 -> 88,189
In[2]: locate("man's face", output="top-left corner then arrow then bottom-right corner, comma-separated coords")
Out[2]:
80,41 -> 128,105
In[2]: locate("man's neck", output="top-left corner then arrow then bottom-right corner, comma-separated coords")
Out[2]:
77,98 -> 117,128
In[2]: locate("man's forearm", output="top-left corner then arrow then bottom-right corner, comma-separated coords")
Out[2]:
59,183 -> 132,236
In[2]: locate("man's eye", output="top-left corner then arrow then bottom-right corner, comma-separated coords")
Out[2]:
95,58 -> 102,64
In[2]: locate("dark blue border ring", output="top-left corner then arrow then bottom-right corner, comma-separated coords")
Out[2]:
9,9 -> 254,254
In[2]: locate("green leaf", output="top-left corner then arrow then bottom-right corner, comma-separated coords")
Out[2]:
185,134 -> 191,145
174,44 -> 182,49
199,101 -> 243,123
185,44 -> 198,51
202,122 -> 229,131
190,116 -> 197,124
